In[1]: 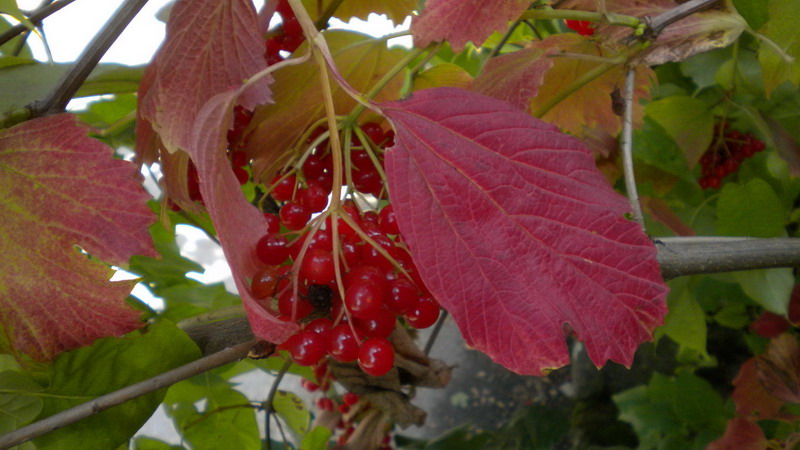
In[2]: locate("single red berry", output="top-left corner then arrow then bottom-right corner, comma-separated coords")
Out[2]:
251,265 -> 281,299
706,175 -> 721,189
361,122 -> 384,145
340,235 -> 362,269
281,34 -> 305,52
280,201 -> 311,230
350,149 -> 374,172
338,404 -> 350,414
316,397 -> 335,411
282,16 -> 302,37
300,248 -> 336,285
271,173 -> 297,202
278,287 -> 313,320
299,181 -> 329,213
328,324 -> 360,362
263,213 -> 281,234
346,279 -> 384,319
378,204 -> 399,235
231,150 -> 249,167
358,338 -> 395,376
308,226 -> 333,252
305,317 -> 333,340
355,308 -> 396,339
383,130 -> 395,147
345,265 -> 386,290
342,392 -> 360,406
404,297 -> 440,329
256,233 -> 290,265
360,235 -> 396,271
233,166 -> 249,185
301,378 -> 320,392
275,0 -> 295,19
353,168 -> 383,197
385,278 -> 418,314
302,154 -> 325,180
565,19 -> 595,36
281,331 -> 326,366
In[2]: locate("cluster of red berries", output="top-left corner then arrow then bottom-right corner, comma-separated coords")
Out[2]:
303,382 -> 393,448
565,19 -> 595,36
250,122 -> 436,379
264,0 -> 305,66
185,106 -> 254,204
698,124 -> 765,189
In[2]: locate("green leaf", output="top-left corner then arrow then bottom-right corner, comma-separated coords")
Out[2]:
758,0 -> 800,95
0,16 -> 32,58
716,179 -> 786,237
164,372 -> 260,450
32,320 -> 200,449
0,370 -> 43,434
299,426 -> 332,450
657,284 -> 708,356
671,372 -> 729,432
132,436 -> 183,449
495,403 -> 569,449
272,390 -> 310,438
732,0 -> 769,29
614,383 -> 683,449
736,268 -> 794,314
0,63 -> 144,113
0,0 -> 34,31
713,303 -> 751,328
645,96 -> 714,168
633,117 -> 692,180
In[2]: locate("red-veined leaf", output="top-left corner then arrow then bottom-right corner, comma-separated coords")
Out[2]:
471,45 -> 554,111
411,0 -> 530,52
189,91 -> 298,344
380,87 -> 668,375
0,114 -> 155,361
137,0 -> 272,156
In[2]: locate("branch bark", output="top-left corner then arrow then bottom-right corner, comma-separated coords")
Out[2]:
0,0 -> 77,48
0,340 -> 256,450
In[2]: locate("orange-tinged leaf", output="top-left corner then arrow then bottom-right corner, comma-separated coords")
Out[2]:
138,0 -> 272,155
381,88 -> 668,375
527,34 -> 653,136
300,0 -> 414,24
0,114 -> 156,361
414,63 -> 474,91
732,358 -> 785,420
411,0 -> 530,52
244,31 -> 406,181
756,333 -> 800,404
190,92 -> 298,344
707,418 -> 768,450
472,45 -> 554,111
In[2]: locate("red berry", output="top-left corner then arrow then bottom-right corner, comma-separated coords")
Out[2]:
271,174 -> 297,202
328,324 -> 360,362
301,378 -> 320,392
360,235 -> 396,271
317,397 -> 335,411
353,168 -> 383,197
351,149 -> 373,172
281,34 -> 305,53
299,181 -> 329,213
361,122 -> 384,145
278,288 -> 313,321
251,265 -> 281,299
565,19 -> 595,36
305,317 -> 333,340
282,16 -> 302,37
281,331 -> 326,366
358,338 -> 395,376
300,248 -> 336,285
256,233 -> 290,265
230,150 -> 249,167
343,392 -> 359,406
340,235 -> 362,269
345,265 -> 386,290
355,308 -> 396,339
385,278 -> 417,314
378,204 -> 399,235
280,201 -> 311,230
346,279 -> 384,319
308,226 -> 333,251
263,213 -> 281,234
302,155 -> 325,180
338,404 -> 350,414
233,166 -> 249,185
404,297 -> 440,329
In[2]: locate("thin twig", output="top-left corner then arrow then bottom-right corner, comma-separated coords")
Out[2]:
0,340 -> 256,450
645,0 -> 719,38
424,310 -> 448,356
0,0 -> 76,47
489,20 -> 522,58
30,0 -> 149,117
620,67 -> 644,228
264,358 -> 292,450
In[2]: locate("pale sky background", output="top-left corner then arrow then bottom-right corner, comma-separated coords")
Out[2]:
9,0 -> 411,308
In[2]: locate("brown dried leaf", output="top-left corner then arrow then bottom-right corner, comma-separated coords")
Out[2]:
756,333 -> 800,404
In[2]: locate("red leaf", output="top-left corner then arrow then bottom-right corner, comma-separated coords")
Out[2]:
0,114 -> 155,361
756,333 -> 800,404
471,46 -> 555,111
189,92 -> 298,344
138,0 -> 272,155
411,0 -> 530,52
380,88 -> 667,375
707,418 -> 767,450
732,358 -> 785,420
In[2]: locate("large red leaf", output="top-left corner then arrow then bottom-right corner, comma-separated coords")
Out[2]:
0,114 -> 156,361
732,358 -> 784,420
411,0 -> 530,52
380,87 -> 667,375
137,0 -> 271,155
190,91 -> 298,344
